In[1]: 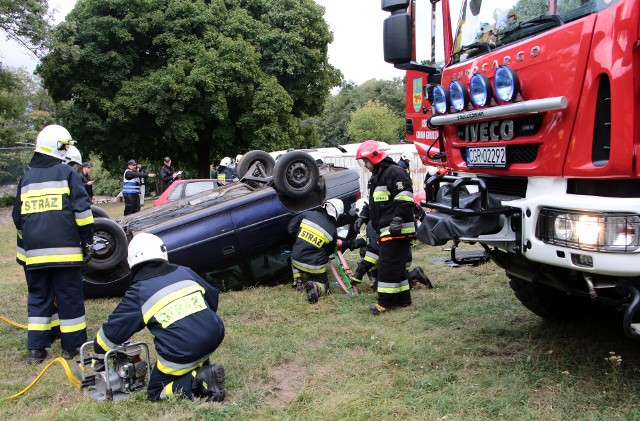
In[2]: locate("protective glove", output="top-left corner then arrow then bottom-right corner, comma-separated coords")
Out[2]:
354,217 -> 368,232
389,217 -> 403,236
350,276 -> 362,286
82,242 -> 94,264
339,239 -> 354,251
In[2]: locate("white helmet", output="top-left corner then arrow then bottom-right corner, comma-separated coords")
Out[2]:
65,146 -> 82,166
220,157 -> 232,167
235,154 -> 243,162
35,124 -> 75,160
350,198 -> 368,217
401,152 -> 412,161
322,198 -> 344,221
127,233 -> 168,268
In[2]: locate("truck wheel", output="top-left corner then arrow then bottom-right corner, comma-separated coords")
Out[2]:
84,217 -> 128,272
91,205 -> 109,219
83,261 -> 131,299
237,150 -> 275,179
273,151 -> 319,200
508,276 -> 593,321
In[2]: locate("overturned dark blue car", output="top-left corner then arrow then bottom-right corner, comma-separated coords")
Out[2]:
84,150 -> 360,298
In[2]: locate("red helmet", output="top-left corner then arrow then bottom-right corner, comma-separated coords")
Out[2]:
356,140 -> 387,165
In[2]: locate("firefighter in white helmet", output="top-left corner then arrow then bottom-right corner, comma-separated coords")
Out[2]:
287,198 -> 344,303
93,233 -> 226,401
212,157 -> 235,185
64,146 -> 82,170
12,124 -> 94,364
397,151 -> 412,174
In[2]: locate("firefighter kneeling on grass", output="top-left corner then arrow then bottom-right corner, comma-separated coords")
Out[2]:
93,233 -> 226,401
288,199 -> 344,304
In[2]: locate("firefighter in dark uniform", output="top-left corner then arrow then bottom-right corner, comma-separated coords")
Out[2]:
346,198 -> 432,291
93,233 -> 226,401
12,124 -> 94,364
356,140 -> 417,314
212,157 -> 235,185
287,199 -> 344,303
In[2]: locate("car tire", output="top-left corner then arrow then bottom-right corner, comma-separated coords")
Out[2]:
273,151 -> 319,199
83,260 -> 131,299
237,150 -> 275,179
91,205 -> 109,219
84,217 -> 128,272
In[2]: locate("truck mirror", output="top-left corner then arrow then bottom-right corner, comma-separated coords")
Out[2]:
383,11 -> 411,64
381,0 -> 410,13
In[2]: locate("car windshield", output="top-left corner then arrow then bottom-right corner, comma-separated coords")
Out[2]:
451,0 -> 610,64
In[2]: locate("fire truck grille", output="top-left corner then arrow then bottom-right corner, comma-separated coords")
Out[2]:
507,145 -> 538,163
478,176 -> 528,198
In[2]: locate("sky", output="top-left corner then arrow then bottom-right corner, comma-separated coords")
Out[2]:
0,0 -> 405,85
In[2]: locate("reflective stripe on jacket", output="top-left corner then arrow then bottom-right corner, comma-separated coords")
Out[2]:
288,210 -> 337,274
13,153 -> 93,269
368,158 -> 416,240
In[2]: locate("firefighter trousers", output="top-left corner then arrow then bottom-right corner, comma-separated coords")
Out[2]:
26,267 -> 87,350
377,238 -> 412,308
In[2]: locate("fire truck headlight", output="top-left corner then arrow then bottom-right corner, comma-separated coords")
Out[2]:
542,209 -> 640,252
449,81 -> 469,112
431,85 -> 449,115
470,74 -> 493,107
553,214 -> 574,241
494,66 -> 520,102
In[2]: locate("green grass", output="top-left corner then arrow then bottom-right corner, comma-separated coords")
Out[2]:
1,202 -> 640,420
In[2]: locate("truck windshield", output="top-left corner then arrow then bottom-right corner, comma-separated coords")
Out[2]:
451,0 -> 604,64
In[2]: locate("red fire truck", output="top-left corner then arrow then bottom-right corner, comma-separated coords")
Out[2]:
382,0 -> 640,338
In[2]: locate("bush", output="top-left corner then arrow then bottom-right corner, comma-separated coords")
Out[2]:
0,194 -> 15,208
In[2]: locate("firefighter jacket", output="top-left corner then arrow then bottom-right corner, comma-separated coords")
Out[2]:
213,166 -> 234,184
287,210 -> 337,274
95,260 -> 225,376
367,157 -> 416,240
12,153 -> 94,269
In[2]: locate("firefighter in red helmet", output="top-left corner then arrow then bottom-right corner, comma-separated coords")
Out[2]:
355,140 -> 416,314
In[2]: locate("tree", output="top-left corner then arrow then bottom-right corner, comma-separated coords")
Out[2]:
347,100 -> 404,144
0,0 -> 51,56
37,0 -> 341,177
316,78 -> 405,146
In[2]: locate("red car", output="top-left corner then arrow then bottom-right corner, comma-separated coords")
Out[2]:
153,179 -> 219,206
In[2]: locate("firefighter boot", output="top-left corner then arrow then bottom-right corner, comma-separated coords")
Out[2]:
27,349 -> 47,365
62,348 -> 80,360
305,281 -> 326,304
194,364 -> 226,402
408,266 -> 433,289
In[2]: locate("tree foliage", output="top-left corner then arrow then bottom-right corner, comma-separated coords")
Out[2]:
37,0 -> 341,177
0,0 -> 51,56
347,99 -> 404,144
316,78 -> 405,147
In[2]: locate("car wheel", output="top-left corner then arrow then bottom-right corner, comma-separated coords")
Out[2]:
91,205 -> 109,219
83,260 -> 131,299
84,217 -> 128,272
273,151 -> 319,199
237,150 -> 275,179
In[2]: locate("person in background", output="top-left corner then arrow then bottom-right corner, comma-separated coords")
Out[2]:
230,154 -> 243,180
93,233 -> 226,401
123,159 -> 154,216
212,157 -> 235,185
160,156 -> 181,192
397,152 -> 412,174
81,162 -> 94,203
356,140 -> 416,315
12,124 -> 94,364
65,146 -> 83,171
287,199 -> 344,304
136,163 -> 149,207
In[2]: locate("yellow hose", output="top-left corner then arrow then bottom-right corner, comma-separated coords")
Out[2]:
2,357 -> 81,400
0,314 -> 27,330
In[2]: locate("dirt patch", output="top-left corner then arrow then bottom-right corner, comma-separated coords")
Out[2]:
0,207 -> 11,225
265,359 -> 306,407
